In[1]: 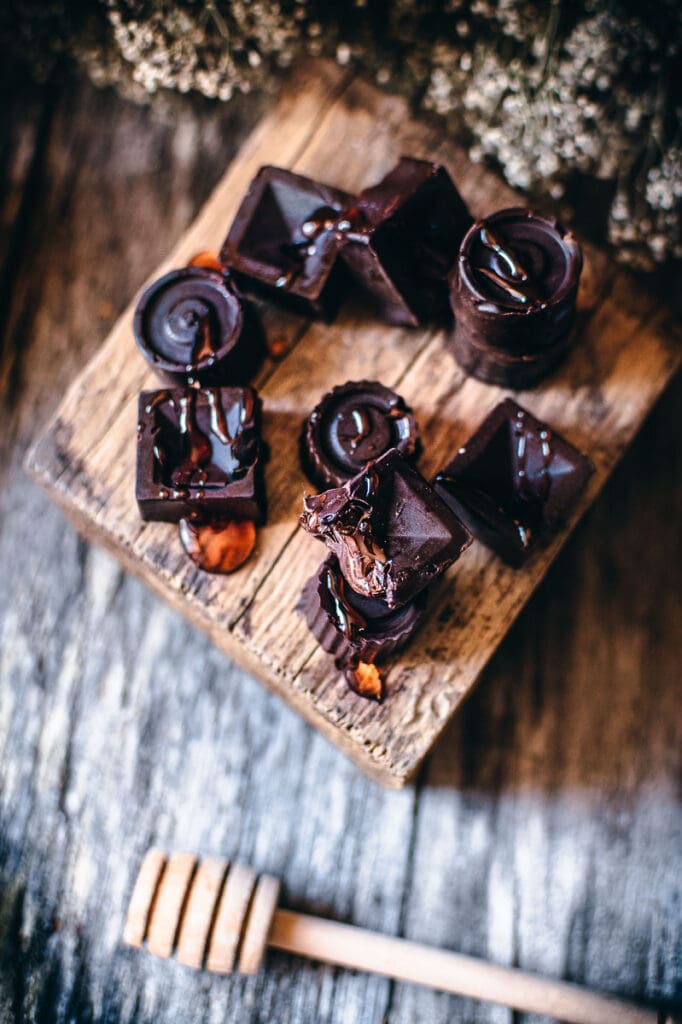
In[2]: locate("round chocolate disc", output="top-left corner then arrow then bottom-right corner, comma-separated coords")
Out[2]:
134,267 -> 245,385
449,208 -> 582,388
299,555 -> 426,670
301,380 -> 419,489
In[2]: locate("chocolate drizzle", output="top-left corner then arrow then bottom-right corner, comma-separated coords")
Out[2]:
344,407 -> 372,452
472,223 -> 550,308
512,408 -> 552,505
205,387 -> 232,445
136,386 -> 265,525
172,393 -> 213,487
479,225 -> 530,282
324,566 -> 367,640
274,205 -> 349,292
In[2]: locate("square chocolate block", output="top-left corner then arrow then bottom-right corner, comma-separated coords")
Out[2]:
220,165 -> 354,320
136,386 -> 264,524
340,157 -> 472,326
301,448 -> 472,609
433,399 -> 594,567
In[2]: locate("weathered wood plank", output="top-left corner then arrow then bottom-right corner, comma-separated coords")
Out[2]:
25,63 -> 682,786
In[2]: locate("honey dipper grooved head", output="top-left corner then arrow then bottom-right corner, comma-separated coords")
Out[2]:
123,850 -> 281,976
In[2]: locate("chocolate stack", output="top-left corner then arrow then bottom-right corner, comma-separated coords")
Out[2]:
298,446 -> 472,701
448,209 -> 583,388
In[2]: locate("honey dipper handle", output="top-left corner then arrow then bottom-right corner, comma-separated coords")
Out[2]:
269,910 -> 664,1024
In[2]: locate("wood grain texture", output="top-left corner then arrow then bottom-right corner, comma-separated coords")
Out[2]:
1,62 -> 681,1024
25,61 -> 682,786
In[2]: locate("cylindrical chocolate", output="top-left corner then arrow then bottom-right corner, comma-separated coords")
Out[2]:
133,266 -> 254,386
449,208 -> 582,388
298,555 -> 426,668
301,380 -> 419,489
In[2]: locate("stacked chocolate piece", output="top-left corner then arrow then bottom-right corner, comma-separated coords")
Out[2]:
299,447 -> 472,700
449,209 -> 583,388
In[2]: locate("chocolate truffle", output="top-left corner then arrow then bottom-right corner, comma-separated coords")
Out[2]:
299,555 -> 427,669
133,267 -> 255,386
220,165 -> 354,320
301,448 -> 472,608
448,208 -> 582,388
433,399 -> 594,567
339,157 -> 472,326
301,380 -> 419,490
136,386 -> 265,524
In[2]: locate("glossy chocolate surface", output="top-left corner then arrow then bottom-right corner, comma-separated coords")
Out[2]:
433,399 -> 594,567
449,208 -> 582,388
299,554 -> 426,674
301,379 -> 419,489
133,267 -> 252,386
301,448 -> 472,608
340,157 -> 472,326
220,165 -> 354,320
136,386 -> 264,524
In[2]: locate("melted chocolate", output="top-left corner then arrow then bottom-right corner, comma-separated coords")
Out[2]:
301,380 -> 419,489
449,208 -> 582,388
433,399 -> 594,567
301,448 -> 472,609
220,166 -> 354,320
136,386 -> 265,524
133,267 -> 252,386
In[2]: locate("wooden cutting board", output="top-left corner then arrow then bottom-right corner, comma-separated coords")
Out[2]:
25,60 -> 680,787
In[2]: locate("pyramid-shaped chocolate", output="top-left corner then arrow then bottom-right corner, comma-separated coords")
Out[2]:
301,448 -> 472,608
433,399 -> 594,567
339,157 -> 472,326
220,166 -> 354,320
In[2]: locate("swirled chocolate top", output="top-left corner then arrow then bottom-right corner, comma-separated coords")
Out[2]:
301,380 -> 419,489
133,267 -> 244,383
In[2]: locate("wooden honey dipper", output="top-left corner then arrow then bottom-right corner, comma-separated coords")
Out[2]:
124,850 -> 672,1024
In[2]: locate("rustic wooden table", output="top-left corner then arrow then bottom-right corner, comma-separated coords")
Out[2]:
1,68 -> 680,1023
